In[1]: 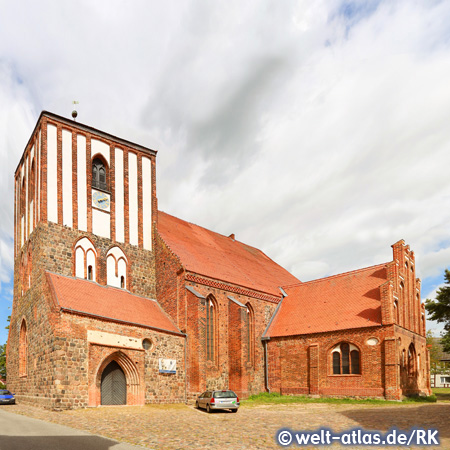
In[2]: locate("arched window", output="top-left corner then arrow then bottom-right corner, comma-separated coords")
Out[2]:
206,296 -> 217,363
92,157 -> 108,191
245,303 -> 255,365
26,246 -> 32,289
331,342 -> 360,375
20,254 -> 26,296
30,161 -> 35,233
19,320 -> 28,377
106,247 -> 128,289
399,281 -> 405,327
408,343 -> 416,376
20,177 -> 26,247
393,300 -> 399,324
74,237 -> 97,281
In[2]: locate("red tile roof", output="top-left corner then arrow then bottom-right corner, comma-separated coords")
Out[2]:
46,272 -> 182,335
158,211 -> 300,297
264,264 -> 388,337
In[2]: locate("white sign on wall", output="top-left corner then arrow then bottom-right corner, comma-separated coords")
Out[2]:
159,358 -> 176,374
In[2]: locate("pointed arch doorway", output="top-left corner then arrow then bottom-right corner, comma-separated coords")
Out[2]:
101,360 -> 127,405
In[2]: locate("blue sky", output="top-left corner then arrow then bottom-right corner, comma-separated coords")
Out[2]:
1,0 -> 450,345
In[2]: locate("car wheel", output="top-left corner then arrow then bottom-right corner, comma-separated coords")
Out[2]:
206,404 -> 212,413
231,409 -> 237,413
195,401 -> 199,409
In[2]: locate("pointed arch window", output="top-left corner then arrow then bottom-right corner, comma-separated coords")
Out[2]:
408,343 -> 416,376
206,296 -> 217,363
245,303 -> 255,365
74,237 -> 97,281
399,281 -> 405,327
20,177 -> 26,247
29,160 -> 36,234
106,247 -> 128,289
92,157 -> 108,191
331,342 -> 360,375
19,320 -> 28,377
394,300 -> 399,324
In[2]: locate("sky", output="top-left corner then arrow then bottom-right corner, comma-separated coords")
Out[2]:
1,0 -> 450,344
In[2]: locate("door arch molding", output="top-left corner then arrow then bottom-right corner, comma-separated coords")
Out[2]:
95,350 -> 141,406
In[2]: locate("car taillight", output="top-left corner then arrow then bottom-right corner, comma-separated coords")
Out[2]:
210,398 -> 215,404
236,397 -> 239,403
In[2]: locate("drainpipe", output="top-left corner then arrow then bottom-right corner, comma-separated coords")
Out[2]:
262,337 -> 270,393
260,288 -> 286,394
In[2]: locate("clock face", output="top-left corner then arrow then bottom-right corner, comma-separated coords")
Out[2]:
92,190 -> 111,211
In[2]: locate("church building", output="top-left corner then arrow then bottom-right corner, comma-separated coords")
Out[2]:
7,111 -> 430,409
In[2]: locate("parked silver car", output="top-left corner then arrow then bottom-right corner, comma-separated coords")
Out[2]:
195,390 -> 239,413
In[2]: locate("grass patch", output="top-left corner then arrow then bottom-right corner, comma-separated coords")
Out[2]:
403,395 -> 437,403
242,392 -> 400,406
242,392 -> 438,406
432,388 -> 450,402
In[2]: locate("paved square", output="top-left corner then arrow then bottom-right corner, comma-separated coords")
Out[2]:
2,402 -> 449,449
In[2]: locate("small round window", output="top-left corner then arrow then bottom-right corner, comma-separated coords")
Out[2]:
142,338 -> 152,350
366,338 -> 379,346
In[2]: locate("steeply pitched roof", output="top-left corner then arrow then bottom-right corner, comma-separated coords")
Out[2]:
264,264 -> 388,337
157,211 -> 300,297
46,272 -> 182,335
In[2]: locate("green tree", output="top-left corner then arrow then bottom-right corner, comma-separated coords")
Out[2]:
425,269 -> 450,353
0,344 -> 5,380
427,330 -> 441,374
0,315 -> 10,381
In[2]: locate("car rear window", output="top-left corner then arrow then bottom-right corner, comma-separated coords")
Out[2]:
0,390 -> 11,395
213,391 -> 236,398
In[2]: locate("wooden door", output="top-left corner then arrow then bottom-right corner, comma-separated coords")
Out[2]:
101,361 -> 127,405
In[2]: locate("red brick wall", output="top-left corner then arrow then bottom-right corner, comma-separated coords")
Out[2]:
395,326 -> 430,396
391,240 -> 423,336
268,327 -> 392,399
155,230 -> 184,326
155,230 -> 280,400
184,281 -> 278,400
267,324 -> 430,400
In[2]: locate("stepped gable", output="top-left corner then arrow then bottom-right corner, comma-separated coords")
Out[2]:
265,263 -> 389,337
157,211 -> 300,297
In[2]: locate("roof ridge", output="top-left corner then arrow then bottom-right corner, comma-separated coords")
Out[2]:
282,262 -> 389,289
158,210 -> 263,253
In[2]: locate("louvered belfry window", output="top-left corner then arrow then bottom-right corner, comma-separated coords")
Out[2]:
92,158 -> 107,191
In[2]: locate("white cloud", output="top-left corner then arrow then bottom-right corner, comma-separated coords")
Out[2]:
0,61 -> 37,290
0,0 -> 449,300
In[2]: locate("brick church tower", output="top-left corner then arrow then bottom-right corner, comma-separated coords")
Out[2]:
7,111 -> 186,409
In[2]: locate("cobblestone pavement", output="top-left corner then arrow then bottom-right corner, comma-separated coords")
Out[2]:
1,402 -> 449,450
